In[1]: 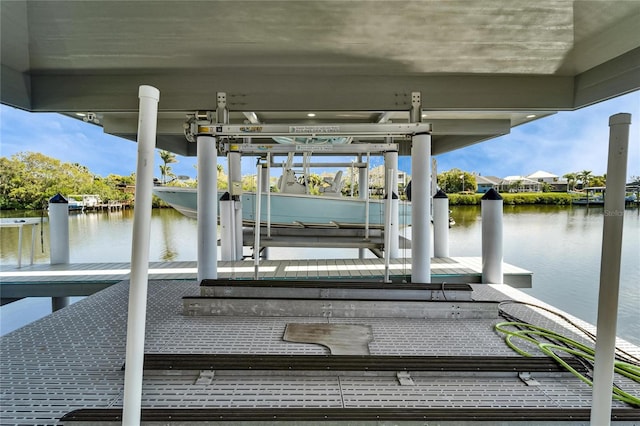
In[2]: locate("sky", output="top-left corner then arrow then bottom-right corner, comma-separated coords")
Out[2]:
1,91 -> 638,181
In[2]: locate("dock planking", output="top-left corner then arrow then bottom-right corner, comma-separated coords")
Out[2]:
0,257 -> 532,302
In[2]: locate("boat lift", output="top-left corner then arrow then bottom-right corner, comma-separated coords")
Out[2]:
213,135 -> 418,274
188,92 -> 433,284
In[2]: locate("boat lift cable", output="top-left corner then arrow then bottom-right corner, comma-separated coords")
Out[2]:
495,301 -> 640,407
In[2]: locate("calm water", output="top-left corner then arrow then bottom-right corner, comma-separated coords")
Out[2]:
1,206 -> 638,345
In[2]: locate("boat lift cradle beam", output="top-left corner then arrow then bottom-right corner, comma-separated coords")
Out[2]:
220,142 -> 399,156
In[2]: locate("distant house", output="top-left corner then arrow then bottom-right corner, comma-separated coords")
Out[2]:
500,176 -> 542,193
366,165 -> 409,196
526,170 -> 568,192
476,176 -> 502,193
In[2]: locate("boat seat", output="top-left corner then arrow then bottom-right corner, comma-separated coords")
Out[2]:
321,170 -> 343,195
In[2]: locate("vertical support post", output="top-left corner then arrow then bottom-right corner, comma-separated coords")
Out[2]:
229,151 -> 243,260
303,152 -> 310,195
358,155 -> 368,259
49,193 -> 69,265
350,160 -> 355,198
17,225 -> 24,268
384,168 -> 393,282
49,193 -> 70,310
29,223 -> 37,265
261,160 -> 270,260
364,152 -> 371,240
254,165 -> 262,279
410,133 -> 431,283
433,189 -> 450,258
122,85 -> 159,426
384,150 -> 399,258
197,135 -> 218,282
52,297 -> 70,311
481,188 -> 503,284
219,192 -> 235,261
590,113 -> 631,426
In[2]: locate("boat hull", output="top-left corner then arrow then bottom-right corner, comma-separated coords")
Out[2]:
153,187 -> 412,227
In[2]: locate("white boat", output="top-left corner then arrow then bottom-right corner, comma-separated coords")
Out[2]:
153,186 -> 412,228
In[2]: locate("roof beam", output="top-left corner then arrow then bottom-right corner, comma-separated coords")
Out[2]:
573,47 -> 640,109
429,119 -> 510,136
28,73 -> 576,112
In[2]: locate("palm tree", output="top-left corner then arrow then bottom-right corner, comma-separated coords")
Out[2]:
159,164 -> 174,184
577,170 -> 592,190
159,150 -> 178,184
563,172 -> 577,191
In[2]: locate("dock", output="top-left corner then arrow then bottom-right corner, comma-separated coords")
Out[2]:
0,257 -> 532,304
2,278 -> 639,425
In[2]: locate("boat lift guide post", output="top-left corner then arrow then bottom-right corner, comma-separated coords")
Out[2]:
384,150 -> 400,258
359,154 -> 368,259
229,150 -> 243,260
263,154 -> 271,260
254,165 -> 262,279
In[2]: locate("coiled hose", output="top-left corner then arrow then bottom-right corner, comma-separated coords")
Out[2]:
495,301 -> 640,407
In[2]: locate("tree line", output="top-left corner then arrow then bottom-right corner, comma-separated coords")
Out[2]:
0,152 -> 135,210
436,168 -> 612,194
562,170 -> 606,190
4,151 -> 635,210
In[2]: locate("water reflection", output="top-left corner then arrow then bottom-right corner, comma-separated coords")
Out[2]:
0,208 -> 200,264
160,210 -> 178,261
0,212 -> 49,264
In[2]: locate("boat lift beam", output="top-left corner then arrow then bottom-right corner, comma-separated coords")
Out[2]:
193,122 -> 431,140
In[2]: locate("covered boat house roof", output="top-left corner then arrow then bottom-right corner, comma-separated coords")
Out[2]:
1,1 -> 639,155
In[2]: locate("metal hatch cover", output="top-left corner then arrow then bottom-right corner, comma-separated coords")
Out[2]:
283,323 -> 372,355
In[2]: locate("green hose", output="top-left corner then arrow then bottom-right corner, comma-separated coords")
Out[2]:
495,321 -> 640,406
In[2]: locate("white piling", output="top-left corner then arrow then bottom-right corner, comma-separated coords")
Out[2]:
48,194 -> 69,265
590,113 -> 631,426
122,85 -> 159,426
48,193 -> 72,310
481,188 -> 503,284
197,135 -> 218,282
219,192 -> 235,261
433,190 -> 450,258
410,133 -> 431,283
